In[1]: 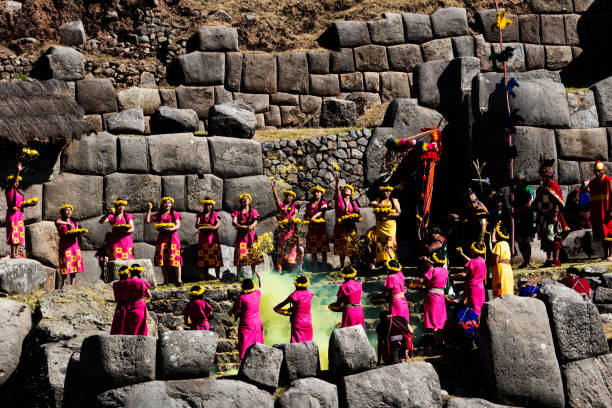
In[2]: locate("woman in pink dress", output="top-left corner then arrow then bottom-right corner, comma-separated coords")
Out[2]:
123,264 -> 152,335
55,204 -> 85,287
232,193 -> 263,276
230,270 -> 264,358
183,285 -> 214,330
274,274 -> 314,343
383,260 -> 410,323
98,199 -> 135,261
305,185 -> 330,271
145,197 -> 183,286
110,266 -> 130,335
454,243 -> 487,315
195,198 -> 223,280
271,178 -> 300,274
330,266 -> 364,328
333,173 -> 361,268
421,257 -> 449,345
4,162 -> 32,258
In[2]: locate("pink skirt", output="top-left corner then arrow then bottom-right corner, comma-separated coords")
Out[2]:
110,302 -> 128,335
123,300 -> 148,336
238,320 -> 264,359
389,296 -> 410,322
424,291 -> 447,330
341,306 -> 364,328
464,283 -> 485,315
290,317 -> 313,343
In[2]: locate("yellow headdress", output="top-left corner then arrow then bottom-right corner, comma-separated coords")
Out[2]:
379,186 -> 394,192
340,267 -> 357,279
470,242 -> 486,255
113,200 -> 128,206
129,266 -> 145,273
385,260 -> 402,272
238,193 -> 252,203
242,279 -> 257,294
595,160 -> 605,171
201,199 -> 216,206
282,190 -> 297,198
496,225 -> 510,240
431,252 -> 447,265
59,204 -> 74,212
117,267 -> 130,276
6,175 -> 22,182
341,184 -> 355,195
159,196 -> 174,204
294,275 -> 310,288
189,285 -> 206,296
310,185 -> 325,194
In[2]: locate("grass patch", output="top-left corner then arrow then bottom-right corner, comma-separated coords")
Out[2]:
357,101 -> 390,128
154,279 -> 238,291
253,127 -> 357,141
566,87 -> 590,93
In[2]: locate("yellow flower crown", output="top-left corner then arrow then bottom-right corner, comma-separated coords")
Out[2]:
243,280 -> 257,294
21,147 -> 39,158
310,186 -> 325,194
341,184 -> 354,195
340,267 -> 357,279
282,190 -> 296,198
189,286 -> 206,296
379,186 -> 394,191
471,242 -> 486,255
201,199 -> 215,206
59,204 -> 74,212
496,225 -> 510,240
238,193 -> 252,203
129,266 -> 144,273
6,175 -> 22,182
159,196 -> 174,204
431,252 -> 447,265
113,200 -> 128,206
385,260 -> 402,272
294,275 -> 310,288
117,267 -> 130,276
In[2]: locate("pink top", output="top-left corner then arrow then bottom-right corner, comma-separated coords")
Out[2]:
151,211 -> 182,234
234,289 -> 262,327
197,211 -> 221,246
335,197 -> 359,218
424,266 -> 448,289
184,299 -> 213,323
197,211 -> 220,227
306,200 -> 328,219
465,257 -> 486,286
384,271 -> 405,294
124,277 -> 151,301
56,218 -> 80,246
108,212 -> 134,226
289,289 -> 314,322
278,201 -> 297,220
337,279 -> 362,305
232,208 -> 260,226
112,280 -> 128,302
5,187 -> 23,215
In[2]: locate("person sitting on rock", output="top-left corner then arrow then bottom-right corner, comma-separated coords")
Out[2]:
110,266 -> 131,335
454,242 -> 487,315
559,266 -> 592,299
184,285 -> 214,330
274,274 -> 314,343
229,270 -> 264,359
232,193 -> 263,278
123,264 -> 152,336
271,178 -> 301,274
329,266 -> 364,328
195,198 -> 223,280
145,197 -> 183,286
304,185 -> 330,272
376,307 -> 413,365
55,204 -> 85,288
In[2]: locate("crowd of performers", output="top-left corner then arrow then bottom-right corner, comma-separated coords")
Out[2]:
3,158 -> 609,360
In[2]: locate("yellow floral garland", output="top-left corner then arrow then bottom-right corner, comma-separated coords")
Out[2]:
159,196 -> 174,204
6,175 -> 22,182
201,199 -> 215,206
129,266 -> 144,273
21,147 -> 39,159
66,228 -> 88,236
379,186 -> 394,191
496,225 -> 510,240
238,193 -> 252,203
282,190 -> 296,198
340,267 -> 357,279
59,204 -> 74,212
310,186 -> 325,194
431,252 -> 447,265
117,267 -> 130,276
493,9 -> 513,31
189,286 -> 206,296
385,260 -> 402,272
154,223 -> 175,230
112,224 -> 131,230
21,197 -> 39,207
341,184 -> 354,195
373,206 -> 396,215
113,200 -> 128,206
278,217 -> 302,228
332,162 -> 341,171
471,242 -> 486,255
198,225 -> 213,230
294,275 -> 310,288
338,213 -> 362,224
243,281 -> 257,294
302,218 -> 325,225
275,307 -> 292,316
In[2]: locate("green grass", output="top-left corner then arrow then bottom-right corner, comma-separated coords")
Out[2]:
253,127 -> 357,141
566,87 -> 590,94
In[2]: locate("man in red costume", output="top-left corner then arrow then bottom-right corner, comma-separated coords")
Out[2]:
587,160 -> 612,260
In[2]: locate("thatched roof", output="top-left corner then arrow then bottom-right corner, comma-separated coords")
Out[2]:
0,80 -> 92,145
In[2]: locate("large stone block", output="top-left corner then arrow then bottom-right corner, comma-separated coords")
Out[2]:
491,43 -> 525,72
320,98 -> 357,127
511,127 -> 557,184
118,136 -> 148,173
43,173 -> 103,220
106,108 -> 145,134
421,38 -> 454,61
474,34 -> 493,71
592,76 -> 612,127
386,44 -> 422,72
0,299 -> 31,386
556,128 -> 607,161
353,45 -> 388,71
58,20 -> 86,46
222,175 -> 276,218
307,51 -> 330,74
0,183 -> 42,227
342,362 -> 442,407
401,13 -> 432,43
309,74 -> 340,97
193,26 -> 238,51
317,21 -> 371,49
225,52 -> 243,92
232,93 -> 269,114
563,354 -> 612,408
270,93 -> 299,106
519,14 -> 541,44
40,46 -> 84,81
62,132 -> 117,175
161,175 -> 185,211
452,35 -> 475,57
328,325 -> 376,378
364,127 -> 398,184
414,57 -> 479,110
345,92 -> 381,115
25,221 -> 59,267
564,14 -> 580,45
380,71 -> 410,102
94,378 -> 274,408
158,330 -> 218,380
541,15 -> 566,45
175,85 -> 215,119
208,99 -> 257,138
117,87 -> 161,116
76,79 -> 117,114
148,133 -> 211,175
446,399 -> 517,408
330,48 -> 355,74
277,52 -> 309,94
80,334 -> 156,394
567,91 -> 599,129
185,174 -> 224,213
430,7 -> 468,38
538,279 -> 608,362
558,160 -> 580,185
339,72 -> 364,92
480,295 -> 565,407
545,45 -> 573,70
264,105 -> 282,126
207,136 -> 263,178
104,173 -> 161,213
277,378 -> 338,408
525,44 -> 545,70
177,51 -> 225,85
150,106 -> 199,134
476,9 -> 519,43
274,342 -> 320,383
239,343 -> 283,389
242,54 -> 276,94
367,13 -> 404,45
0,258 -> 47,294
381,98 -> 447,135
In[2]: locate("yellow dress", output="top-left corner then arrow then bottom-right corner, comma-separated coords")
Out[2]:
491,241 -> 513,298
371,198 -> 398,263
